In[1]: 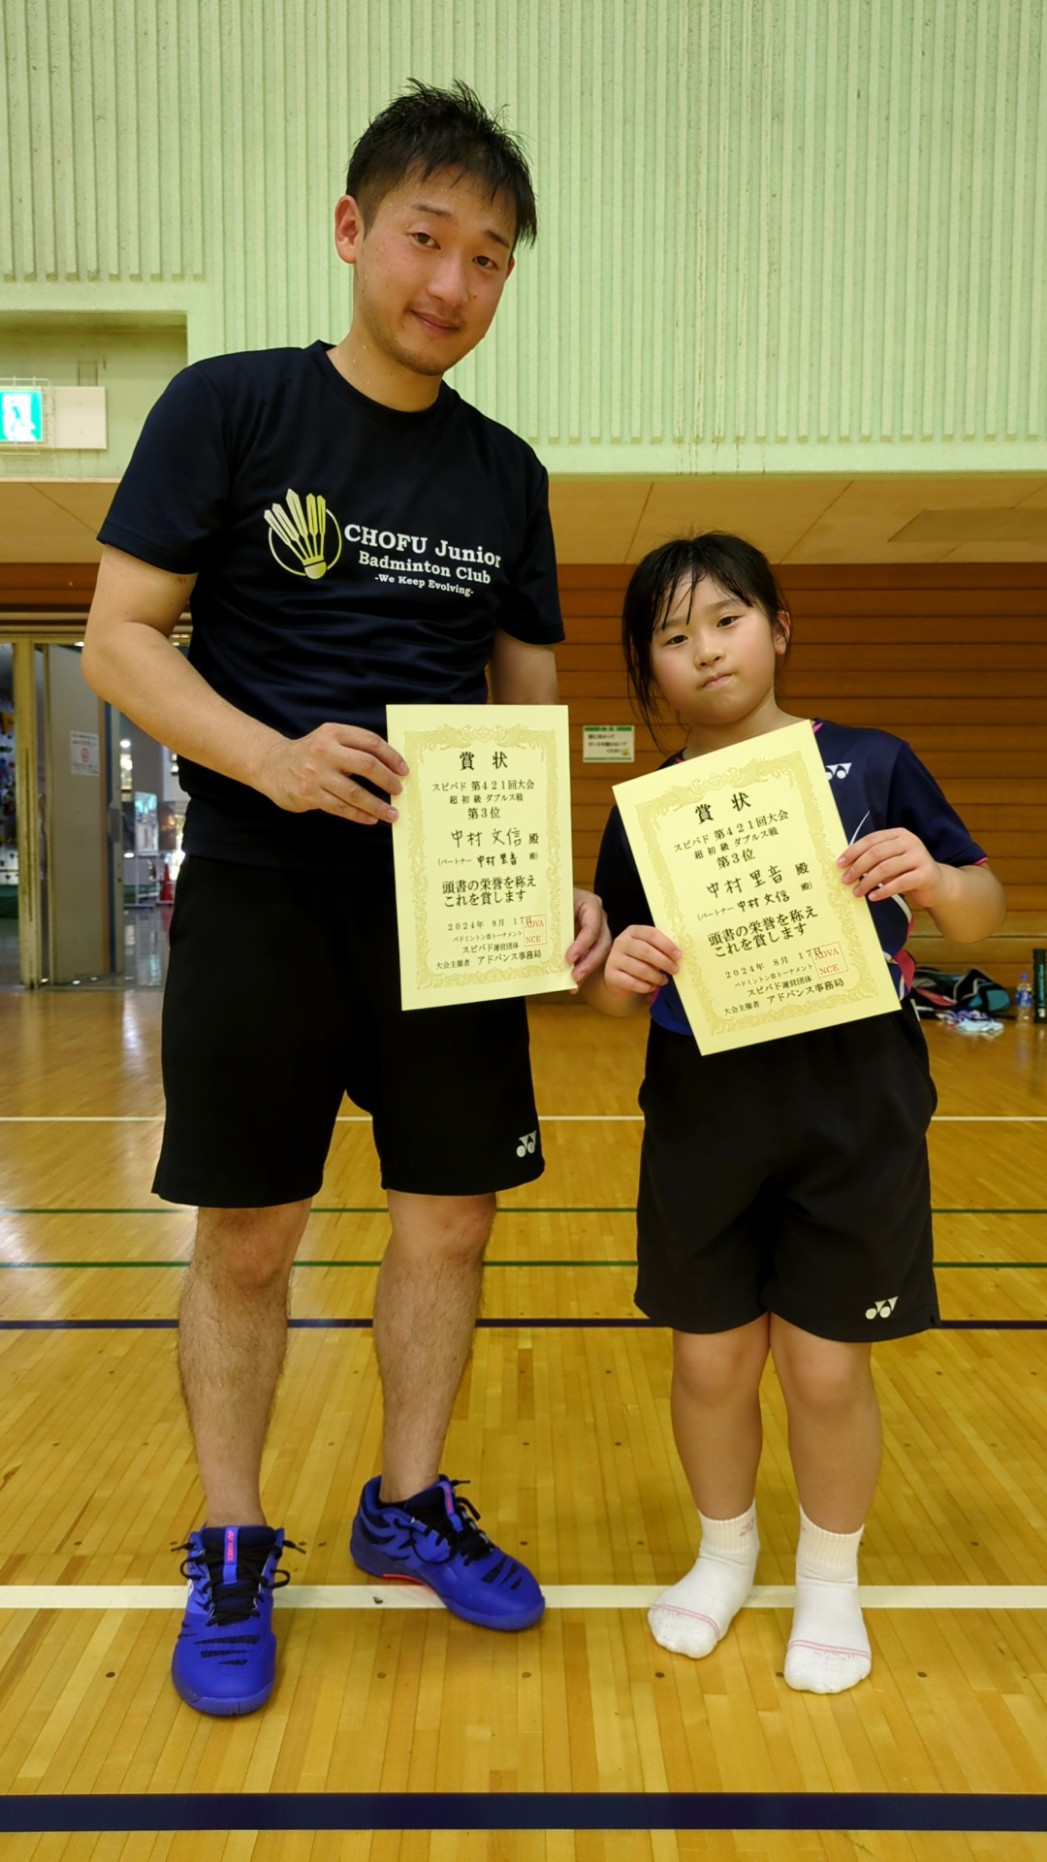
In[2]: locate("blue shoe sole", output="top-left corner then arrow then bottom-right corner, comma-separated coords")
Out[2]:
173,1671 -> 274,1716
350,1525 -> 545,1632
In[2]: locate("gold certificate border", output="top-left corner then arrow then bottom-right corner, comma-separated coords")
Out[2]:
617,723 -> 899,1052
399,721 -> 570,999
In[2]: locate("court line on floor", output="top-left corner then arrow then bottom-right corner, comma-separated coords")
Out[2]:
2,1790 -> 1045,1836
1,1317 -> 1044,1331
2,1582 -> 1046,1612
1,1256 -> 1045,1269
3,1207 -> 1046,1218
3,1114 -> 1047,1123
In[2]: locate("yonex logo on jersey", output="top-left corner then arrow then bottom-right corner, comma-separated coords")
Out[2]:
826,763 -> 852,780
865,1296 -> 898,1320
265,488 -> 343,580
516,1130 -> 538,1157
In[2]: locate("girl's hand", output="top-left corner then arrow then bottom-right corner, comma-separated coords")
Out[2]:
838,829 -> 941,910
604,925 -> 682,998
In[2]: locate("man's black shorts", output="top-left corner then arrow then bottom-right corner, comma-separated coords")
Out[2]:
152,856 -> 544,1207
634,1004 -> 939,1343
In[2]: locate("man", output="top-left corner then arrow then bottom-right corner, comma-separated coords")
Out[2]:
83,80 -> 607,1716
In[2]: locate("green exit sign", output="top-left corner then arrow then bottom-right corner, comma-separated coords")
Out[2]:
0,388 -> 45,444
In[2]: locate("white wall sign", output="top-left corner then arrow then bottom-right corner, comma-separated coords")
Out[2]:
53,386 -> 108,450
70,731 -> 100,777
582,725 -> 635,764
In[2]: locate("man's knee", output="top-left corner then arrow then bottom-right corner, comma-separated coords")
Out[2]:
191,1201 -> 311,1292
387,1191 -> 496,1264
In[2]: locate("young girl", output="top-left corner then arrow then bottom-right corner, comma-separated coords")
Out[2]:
585,533 -> 1006,1695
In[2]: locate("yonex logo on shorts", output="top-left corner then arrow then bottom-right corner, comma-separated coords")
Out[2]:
516,1130 -> 537,1157
866,1296 -> 898,1320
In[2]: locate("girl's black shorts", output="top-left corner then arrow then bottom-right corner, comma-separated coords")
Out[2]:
634,1004 -> 939,1343
152,855 -> 544,1208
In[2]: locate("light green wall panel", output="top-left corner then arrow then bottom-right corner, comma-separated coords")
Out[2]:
2,0 -> 1044,474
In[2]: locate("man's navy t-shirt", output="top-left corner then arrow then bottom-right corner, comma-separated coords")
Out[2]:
98,341 -> 564,872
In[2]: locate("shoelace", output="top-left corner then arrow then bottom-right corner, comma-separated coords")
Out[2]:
175,1537 -> 301,1627
412,1483 -> 497,1570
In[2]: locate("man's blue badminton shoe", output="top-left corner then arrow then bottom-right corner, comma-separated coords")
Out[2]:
172,1525 -> 293,1715
350,1476 -> 544,1630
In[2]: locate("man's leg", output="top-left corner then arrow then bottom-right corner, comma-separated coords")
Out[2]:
179,1199 -> 312,1524
373,1189 -> 495,1501
351,1187 -> 544,1630
172,1198 -> 311,1716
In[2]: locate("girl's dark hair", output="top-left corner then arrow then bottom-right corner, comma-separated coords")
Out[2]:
346,80 -> 537,248
622,532 -> 790,741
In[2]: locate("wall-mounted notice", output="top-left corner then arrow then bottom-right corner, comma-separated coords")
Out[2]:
582,725 -> 635,763
70,731 -> 100,777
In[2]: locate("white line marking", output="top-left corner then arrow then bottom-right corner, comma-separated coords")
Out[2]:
1,1584 -> 1046,1612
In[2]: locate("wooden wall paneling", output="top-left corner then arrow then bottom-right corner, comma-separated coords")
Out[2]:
0,563 -> 99,611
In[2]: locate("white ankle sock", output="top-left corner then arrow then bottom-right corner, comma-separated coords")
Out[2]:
784,1506 -> 871,1694
648,1504 -> 758,1659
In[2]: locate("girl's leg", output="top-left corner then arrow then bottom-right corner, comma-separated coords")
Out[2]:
670,1317 -> 770,1513
649,1316 -> 769,1659
770,1316 -> 882,1693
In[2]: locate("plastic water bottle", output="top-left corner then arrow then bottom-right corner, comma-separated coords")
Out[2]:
1016,973 -> 1034,1023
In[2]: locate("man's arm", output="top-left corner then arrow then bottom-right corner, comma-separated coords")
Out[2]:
486,629 -> 610,983
82,546 -> 407,825
583,925 -> 681,1017
487,629 -> 560,705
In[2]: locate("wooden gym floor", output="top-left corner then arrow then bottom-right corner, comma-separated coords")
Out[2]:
0,987 -> 1046,1860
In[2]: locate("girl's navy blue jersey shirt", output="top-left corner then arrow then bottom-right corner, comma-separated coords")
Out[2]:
594,720 -> 987,1040
98,341 -> 564,871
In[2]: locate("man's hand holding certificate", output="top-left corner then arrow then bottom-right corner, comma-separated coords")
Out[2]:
613,720 -> 900,1053
388,704 -> 575,1010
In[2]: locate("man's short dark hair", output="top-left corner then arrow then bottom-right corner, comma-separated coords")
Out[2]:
346,79 -> 537,248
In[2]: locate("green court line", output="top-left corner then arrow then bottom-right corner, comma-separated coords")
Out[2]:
0,1258 -> 1044,1272
0,1258 -> 625,1273
0,1205 -> 636,1217
2,1206 -> 1046,1218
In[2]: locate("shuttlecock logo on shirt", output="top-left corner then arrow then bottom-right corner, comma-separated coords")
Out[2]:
265,489 -> 343,579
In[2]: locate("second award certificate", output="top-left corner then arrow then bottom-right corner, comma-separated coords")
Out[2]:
388,704 -> 575,1010
613,720 -> 900,1053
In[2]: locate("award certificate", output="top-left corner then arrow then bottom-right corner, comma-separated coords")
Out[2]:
613,720 -> 900,1053
388,704 -> 575,1010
